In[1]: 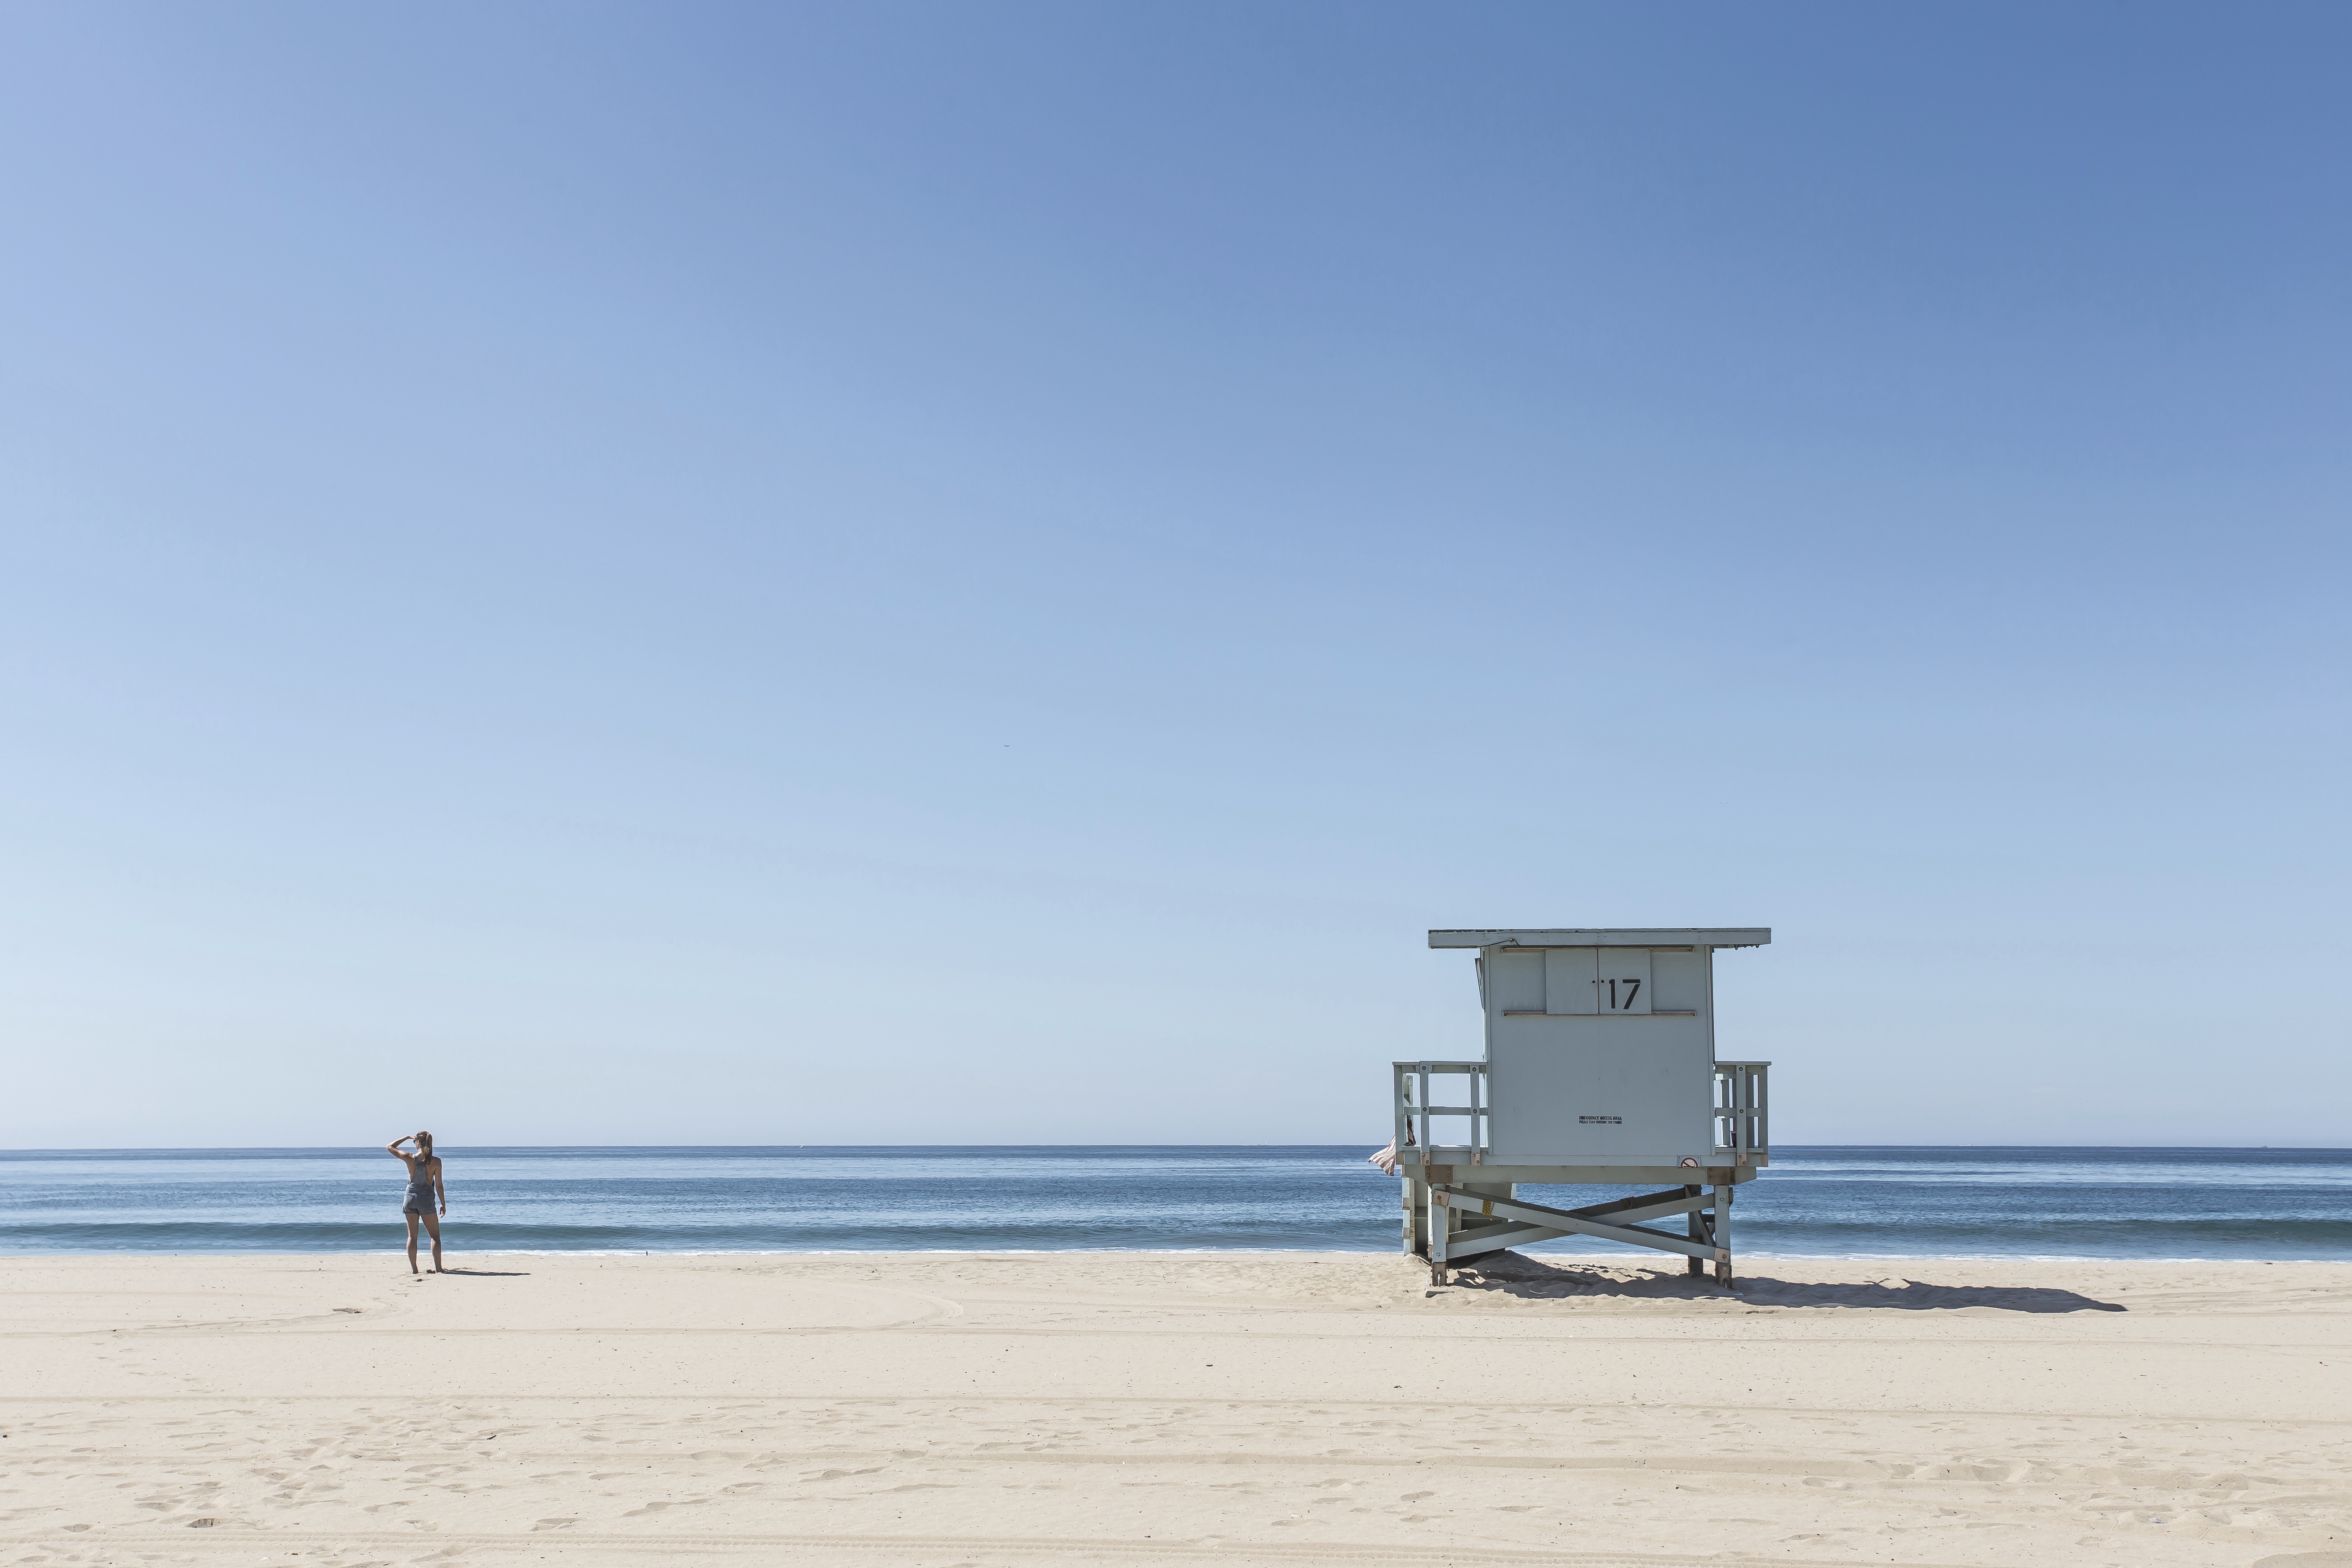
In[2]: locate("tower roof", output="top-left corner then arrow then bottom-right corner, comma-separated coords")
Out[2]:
1428,928 -> 1770,949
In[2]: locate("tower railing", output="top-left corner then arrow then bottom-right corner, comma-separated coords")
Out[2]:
1711,1060 -> 1769,1160
1388,1058 -> 1771,1164
1391,1060 -> 1489,1161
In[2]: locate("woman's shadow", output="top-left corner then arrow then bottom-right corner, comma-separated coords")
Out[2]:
429,1267 -> 533,1278
1449,1253 -> 2126,1312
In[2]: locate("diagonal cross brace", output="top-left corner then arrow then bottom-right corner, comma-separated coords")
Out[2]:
1431,1219 -> 1556,1261
1430,1184 -> 1719,1264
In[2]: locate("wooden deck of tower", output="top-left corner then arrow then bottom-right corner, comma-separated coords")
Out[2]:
1393,927 -> 1772,1287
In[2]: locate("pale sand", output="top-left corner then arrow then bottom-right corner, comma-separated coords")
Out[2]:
4,1252 -> 2349,1568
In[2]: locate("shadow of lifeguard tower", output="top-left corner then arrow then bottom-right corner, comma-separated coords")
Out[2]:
1393,927 -> 1771,1287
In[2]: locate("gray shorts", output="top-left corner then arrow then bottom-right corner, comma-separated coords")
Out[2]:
403,1190 -> 433,1216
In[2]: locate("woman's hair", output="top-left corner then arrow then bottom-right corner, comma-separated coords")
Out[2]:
415,1131 -> 434,1159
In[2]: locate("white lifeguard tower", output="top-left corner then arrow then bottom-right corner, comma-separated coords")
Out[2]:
1392,927 -> 1772,1286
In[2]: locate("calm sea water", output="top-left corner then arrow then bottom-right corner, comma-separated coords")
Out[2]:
1,1146 -> 2346,1260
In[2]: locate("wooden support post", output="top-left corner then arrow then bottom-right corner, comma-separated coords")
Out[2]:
1402,1160 -> 1442,1260
1428,1186 -> 1450,1286
1684,1183 -> 1704,1276
1712,1182 -> 1733,1287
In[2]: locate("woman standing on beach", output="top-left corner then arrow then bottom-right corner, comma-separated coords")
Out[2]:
386,1132 -> 446,1274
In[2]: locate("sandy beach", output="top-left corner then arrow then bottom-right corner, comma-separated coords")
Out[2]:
3,1251 -> 2347,1567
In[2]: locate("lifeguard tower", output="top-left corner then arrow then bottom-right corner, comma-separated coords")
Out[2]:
1392,928 -> 1771,1286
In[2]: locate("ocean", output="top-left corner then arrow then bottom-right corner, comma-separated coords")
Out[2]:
2,1145 -> 2346,1260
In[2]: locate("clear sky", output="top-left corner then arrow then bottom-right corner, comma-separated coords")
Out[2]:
3,4 -> 2346,1149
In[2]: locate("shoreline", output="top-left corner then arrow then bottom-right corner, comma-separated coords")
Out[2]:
10,1244 -> 2352,1261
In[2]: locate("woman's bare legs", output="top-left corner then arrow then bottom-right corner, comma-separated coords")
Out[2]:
420,1209 -> 444,1272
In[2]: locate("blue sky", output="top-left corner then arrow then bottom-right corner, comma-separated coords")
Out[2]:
3,4 -> 2346,1147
